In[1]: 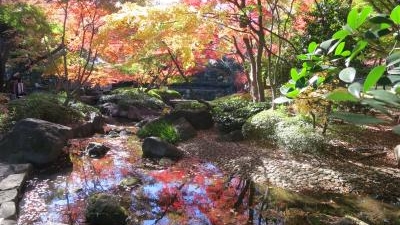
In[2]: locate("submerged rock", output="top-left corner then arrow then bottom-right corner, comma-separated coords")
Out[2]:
0,118 -> 72,165
85,193 -> 128,225
85,142 -> 110,158
142,137 -> 184,159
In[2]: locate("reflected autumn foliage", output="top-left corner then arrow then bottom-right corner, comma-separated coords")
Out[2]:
19,134 -> 252,225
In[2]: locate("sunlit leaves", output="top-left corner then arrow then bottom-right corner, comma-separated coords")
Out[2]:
363,66 -> 386,92
390,5 -> 400,25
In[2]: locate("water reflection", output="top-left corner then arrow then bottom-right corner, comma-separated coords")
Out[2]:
18,135 -> 250,225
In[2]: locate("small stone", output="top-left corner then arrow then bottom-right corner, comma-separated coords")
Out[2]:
120,177 -> 139,187
85,142 -> 110,158
0,189 -> 18,204
0,173 -> 26,191
0,201 -> 16,219
159,158 -> 174,166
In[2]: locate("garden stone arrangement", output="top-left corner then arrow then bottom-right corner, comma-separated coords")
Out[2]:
0,163 -> 32,224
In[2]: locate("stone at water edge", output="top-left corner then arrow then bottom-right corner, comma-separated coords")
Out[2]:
394,145 -> 400,167
85,193 -> 128,225
0,201 -> 16,219
142,137 -> 184,159
85,142 -> 110,158
0,189 -> 18,204
0,173 -> 27,191
0,118 -> 72,165
0,219 -> 17,225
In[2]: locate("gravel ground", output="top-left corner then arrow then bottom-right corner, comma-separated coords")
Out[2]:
178,126 -> 400,204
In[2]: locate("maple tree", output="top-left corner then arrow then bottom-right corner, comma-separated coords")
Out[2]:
177,0 -> 314,103
97,2 -> 223,90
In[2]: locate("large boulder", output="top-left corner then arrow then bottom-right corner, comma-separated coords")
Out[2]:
142,137 -> 184,159
85,193 -> 128,225
0,118 -> 72,165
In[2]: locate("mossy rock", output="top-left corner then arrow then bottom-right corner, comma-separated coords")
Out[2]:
7,92 -> 83,126
119,177 -> 140,187
85,193 -> 128,225
101,88 -> 166,110
242,110 -> 286,140
147,89 -> 182,103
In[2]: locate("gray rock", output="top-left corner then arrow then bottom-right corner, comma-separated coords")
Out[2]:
142,137 -> 184,159
85,142 -> 110,158
0,189 -> 18,204
0,165 -> 11,179
10,164 -> 32,174
99,102 -> 119,117
0,118 -> 72,165
72,113 -> 105,138
85,193 -> 128,225
0,174 -> 26,191
166,109 -> 213,130
0,219 -> 17,225
171,117 -> 196,141
0,201 -> 16,219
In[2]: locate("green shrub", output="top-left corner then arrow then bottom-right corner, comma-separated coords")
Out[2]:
274,117 -> 325,153
102,87 -> 166,110
8,92 -> 82,125
147,88 -> 182,102
137,119 -> 180,144
212,95 -> 270,133
242,110 -> 286,140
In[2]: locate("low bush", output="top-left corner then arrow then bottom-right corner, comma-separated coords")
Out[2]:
101,87 -> 166,110
212,94 -> 270,133
242,110 -> 286,140
137,119 -> 180,144
274,117 -> 326,153
1,92 -> 98,132
8,92 -> 83,125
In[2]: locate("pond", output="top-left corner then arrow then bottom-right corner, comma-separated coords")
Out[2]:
18,133 -> 259,225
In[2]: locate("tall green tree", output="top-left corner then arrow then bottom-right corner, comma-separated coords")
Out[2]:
0,3 -> 52,91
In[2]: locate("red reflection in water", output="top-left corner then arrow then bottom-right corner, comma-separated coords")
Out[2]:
19,136 -> 251,225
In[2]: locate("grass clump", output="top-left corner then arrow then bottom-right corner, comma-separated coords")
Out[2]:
137,119 -> 180,144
